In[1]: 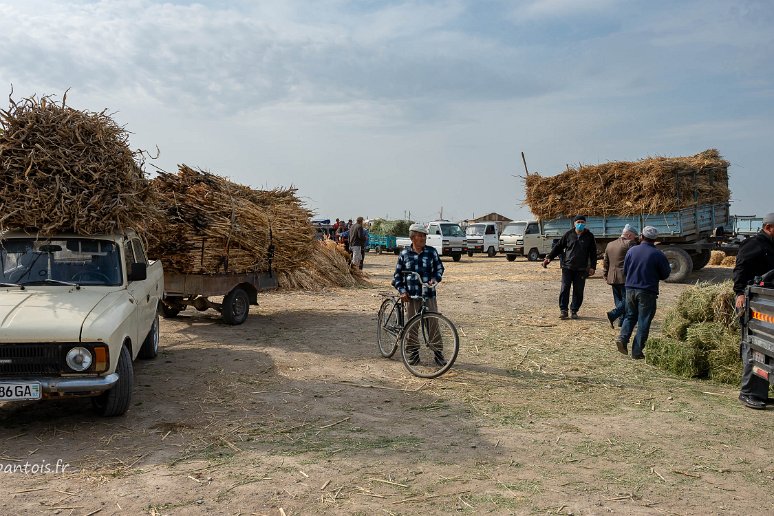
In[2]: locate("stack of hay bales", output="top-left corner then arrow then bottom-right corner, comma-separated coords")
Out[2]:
0,94 -> 156,235
524,149 -> 730,220
647,281 -> 740,384
709,251 -> 736,267
147,166 -> 366,289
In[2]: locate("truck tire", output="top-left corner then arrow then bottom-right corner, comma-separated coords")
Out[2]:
452,253 -> 462,262
487,246 -> 497,257
161,297 -> 183,318
222,287 -> 250,325
138,314 -> 159,359
467,250 -> 474,257
375,245 -> 383,255
92,345 -> 133,417
662,246 -> 692,283
691,249 -> 711,271
527,248 -> 540,262
506,254 -> 517,262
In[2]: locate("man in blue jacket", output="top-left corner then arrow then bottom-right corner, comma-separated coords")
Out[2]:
616,226 -> 671,359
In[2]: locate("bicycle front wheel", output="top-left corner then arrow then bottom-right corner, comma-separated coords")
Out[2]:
400,312 -> 459,378
377,298 -> 400,358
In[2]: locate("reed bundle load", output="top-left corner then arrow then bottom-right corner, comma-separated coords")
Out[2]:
524,149 -> 730,220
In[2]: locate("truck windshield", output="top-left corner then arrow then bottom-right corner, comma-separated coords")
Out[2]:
0,238 -> 122,286
440,224 -> 465,237
466,225 -> 486,236
502,223 -> 526,236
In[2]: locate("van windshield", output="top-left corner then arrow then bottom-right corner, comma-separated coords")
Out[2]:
440,224 -> 465,237
466,224 -> 485,236
502,223 -> 526,236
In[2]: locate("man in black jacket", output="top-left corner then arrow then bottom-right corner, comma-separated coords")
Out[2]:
734,212 -> 774,409
542,215 -> 597,319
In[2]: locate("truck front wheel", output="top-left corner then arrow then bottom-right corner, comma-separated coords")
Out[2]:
487,246 -> 497,257
467,250 -> 474,257
662,247 -> 692,283
506,254 -> 516,262
222,287 -> 250,325
452,253 -> 462,262
92,345 -> 133,417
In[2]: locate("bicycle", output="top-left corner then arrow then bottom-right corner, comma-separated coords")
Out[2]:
376,271 -> 460,378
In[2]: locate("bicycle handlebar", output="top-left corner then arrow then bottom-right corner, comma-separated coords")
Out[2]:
401,271 -> 437,290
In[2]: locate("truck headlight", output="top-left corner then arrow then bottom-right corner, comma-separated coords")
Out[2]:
66,347 -> 93,372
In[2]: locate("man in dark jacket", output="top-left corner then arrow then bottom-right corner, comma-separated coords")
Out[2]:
603,224 -> 638,328
733,212 -> 774,410
349,216 -> 366,268
616,226 -> 671,359
542,215 -> 597,319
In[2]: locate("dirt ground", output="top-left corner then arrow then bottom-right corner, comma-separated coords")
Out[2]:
1,253 -> 773,515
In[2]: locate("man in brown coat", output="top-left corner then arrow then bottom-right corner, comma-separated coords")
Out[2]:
603,224 -> 638,328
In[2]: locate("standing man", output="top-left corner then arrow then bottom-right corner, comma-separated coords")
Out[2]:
392,223 -> 446,365
734,212 -> 774,410
616,226 -> 671,359
542,215 -> 597,319
349,216 -> 366,268
603,224 -> 638,328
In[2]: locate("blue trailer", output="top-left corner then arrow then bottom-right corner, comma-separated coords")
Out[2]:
540,203 -> 731,282
368,234 -> 398,254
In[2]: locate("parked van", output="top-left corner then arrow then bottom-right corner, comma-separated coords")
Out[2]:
426,220 -> 467,262
465,222 -> 499,257
499,220 -> 554,262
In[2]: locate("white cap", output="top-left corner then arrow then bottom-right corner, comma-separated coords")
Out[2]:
409,223 -> 428,234
642,226 -> 659,239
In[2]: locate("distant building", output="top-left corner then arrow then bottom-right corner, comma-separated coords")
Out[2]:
461,212 -> 512,232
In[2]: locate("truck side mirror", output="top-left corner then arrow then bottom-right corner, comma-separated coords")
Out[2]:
128,262 -> 147,282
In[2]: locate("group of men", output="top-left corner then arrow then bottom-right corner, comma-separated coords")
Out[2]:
332,217 -> 368,270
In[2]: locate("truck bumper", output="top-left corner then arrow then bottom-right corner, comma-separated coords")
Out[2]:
500,246 -> 523,255
9,373 -> 120,395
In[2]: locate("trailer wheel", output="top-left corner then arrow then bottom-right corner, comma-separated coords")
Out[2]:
487,246 -> 497,257
161,297 -> 183,318
662,247 -> 692,283
506,254 -> 516,262
222,287 -> 250,325
527,248 -> 540,262
452,253 -> 462,262
375,245 -> 383,255
691,249 -> 711,271
92,345 -> 133,417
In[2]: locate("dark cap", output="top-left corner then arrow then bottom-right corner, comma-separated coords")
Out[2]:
574,215 -> 586,222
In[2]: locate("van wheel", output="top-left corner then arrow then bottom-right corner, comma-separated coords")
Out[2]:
506,254 -> 516,262
138,314 -> 159,359
452,253 -> 462,262
487,246 -> 497,257
222,287 -> 250,325
92,345 -> 133,417
527,248 -> 540,262
467,250 -> 474,257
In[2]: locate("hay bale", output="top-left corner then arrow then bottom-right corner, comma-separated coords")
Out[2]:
523,149 -> 729,220
709,250 -> 725,265
720,255 -> 736,267
646,336 -> 705,378
707,334 -> 742,385
0,93 -> 156,235
661,310 -> 691,340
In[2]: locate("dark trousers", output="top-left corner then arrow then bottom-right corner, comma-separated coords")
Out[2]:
559,268 -> 587,312
619,288 -> 657,356
740,340 -> 770,401
609,284 -> 627,323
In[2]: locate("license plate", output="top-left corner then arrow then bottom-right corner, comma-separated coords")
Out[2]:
504,247 -> 514,251
0,382 -> 42,401
452,248 -> 461,252
752,350 -> 766,363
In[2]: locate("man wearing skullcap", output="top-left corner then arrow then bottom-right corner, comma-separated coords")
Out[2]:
603,224 -> 639,328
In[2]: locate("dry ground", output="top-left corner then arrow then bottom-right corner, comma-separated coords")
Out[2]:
1,253 -> 773,515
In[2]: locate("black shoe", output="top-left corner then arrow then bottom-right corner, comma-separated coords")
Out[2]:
570,312 -> 579,320
560,310 -> 569,320
406,352 -> 420,366
632,353 -> 645,360
615,339 -> 627,355
739,393 -> 766,410
434,352 -> 447,367
606,312 -> 616,329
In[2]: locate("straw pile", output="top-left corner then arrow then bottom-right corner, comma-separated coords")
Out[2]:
0,93 -> 155,235
524,149 -> 730,220
709,251 -> 736,267
147,165 -> 367,289
646,281 -> 740,383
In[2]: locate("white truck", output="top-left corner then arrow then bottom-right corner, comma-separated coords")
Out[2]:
499,220 -> 555,262
0,230 -> 163,416
426,220 -> 467,262
465,222 -> 500,257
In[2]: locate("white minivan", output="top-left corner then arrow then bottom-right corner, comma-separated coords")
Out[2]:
499,220 -> 555,262
465,222 -> 499,257
426,220 -> 467,262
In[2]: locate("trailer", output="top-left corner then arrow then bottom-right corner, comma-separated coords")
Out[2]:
368,234 -> 398,254
161,271 -> 277,325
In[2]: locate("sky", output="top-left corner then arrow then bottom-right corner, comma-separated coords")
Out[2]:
1,0 -> 772,224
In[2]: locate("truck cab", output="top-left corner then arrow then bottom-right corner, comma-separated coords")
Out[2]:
499,220 -> 554,262
426,221 -> 467,262
465,222 -> 499,257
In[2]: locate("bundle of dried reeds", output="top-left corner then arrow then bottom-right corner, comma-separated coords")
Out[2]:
524,149 -> 730,220
0,93 -> 155,235
277,239 -> 368,289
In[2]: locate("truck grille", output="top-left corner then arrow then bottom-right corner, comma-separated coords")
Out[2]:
0,344 -> 67,377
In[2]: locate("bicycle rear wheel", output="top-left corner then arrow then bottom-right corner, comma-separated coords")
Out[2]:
377,298 -> 400,358
400,312 -> 459,378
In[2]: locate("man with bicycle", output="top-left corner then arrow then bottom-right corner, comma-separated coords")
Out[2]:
392,223 -> 446,365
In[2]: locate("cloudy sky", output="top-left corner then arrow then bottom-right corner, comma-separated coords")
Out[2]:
1,0 -> 772,223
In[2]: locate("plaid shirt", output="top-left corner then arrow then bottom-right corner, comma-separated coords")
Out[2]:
392,245 -> 444,299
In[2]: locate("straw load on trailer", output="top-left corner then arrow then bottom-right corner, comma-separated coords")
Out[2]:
0,94 -> 156,234
524,149 -> 730,220
147,166 -> 366,289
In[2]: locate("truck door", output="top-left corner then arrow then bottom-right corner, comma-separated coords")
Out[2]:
123,239 -> 142,353
130,237 -> 159,336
